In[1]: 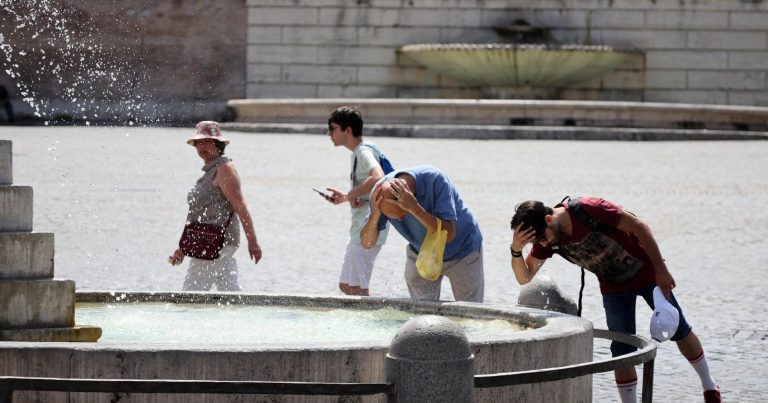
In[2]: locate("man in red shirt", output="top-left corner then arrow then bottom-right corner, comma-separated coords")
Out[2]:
510,198 -> 720,403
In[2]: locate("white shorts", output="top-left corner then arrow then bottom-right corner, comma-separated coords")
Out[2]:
183,245 -> 242,291
339,243 -> 382,289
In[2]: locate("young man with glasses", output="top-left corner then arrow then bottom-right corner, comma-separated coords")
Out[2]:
320,106 -> 389,296
509,198 -> 720,403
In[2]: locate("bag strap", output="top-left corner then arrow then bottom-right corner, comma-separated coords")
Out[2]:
351,143 -> 382,186
180,210 -> 234,239
560,196 -> 607,318
577,267 -> 585,317
214,159 -> 235,232
223,210 -> 234,232
566,197 -> 614,233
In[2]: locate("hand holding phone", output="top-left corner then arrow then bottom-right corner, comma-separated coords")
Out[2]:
313,188 -> 330,198
314,188 -> 338,203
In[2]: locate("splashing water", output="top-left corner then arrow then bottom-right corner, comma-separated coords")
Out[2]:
0,0 -> 144,122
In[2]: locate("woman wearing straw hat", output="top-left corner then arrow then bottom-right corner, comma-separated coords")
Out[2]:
168,121 -> 262,290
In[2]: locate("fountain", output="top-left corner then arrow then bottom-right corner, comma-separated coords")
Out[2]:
0,124 -> 590,403
399,19 -> 642,97
0,289 -> 593,402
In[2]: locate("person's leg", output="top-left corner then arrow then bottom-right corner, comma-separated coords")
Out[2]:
404,245 -> 442,300
214,245 -> 242,292
677,331 -> 718,395
348,243 -> 381,296
339,244 -> 355,295
647,289 -> 719,397
182,257 -> 215,291
603,291 -> 640,403
442,246 -> 484,303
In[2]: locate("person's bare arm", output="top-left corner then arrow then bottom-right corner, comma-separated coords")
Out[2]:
216,162 -> 262,264
383,178 -> 457,242
360,184 -> 384,249
616,210 -> 675,297
509,223 -> 547,284
348,166 -> 384,208
327,165 -> 385,208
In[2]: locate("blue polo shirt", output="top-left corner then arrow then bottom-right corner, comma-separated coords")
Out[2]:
373,165 -> 482,261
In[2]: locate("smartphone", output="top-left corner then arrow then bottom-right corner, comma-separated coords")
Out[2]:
312,188 -> 330,198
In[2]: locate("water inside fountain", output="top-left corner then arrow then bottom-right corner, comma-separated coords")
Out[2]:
76,302 -> 526,344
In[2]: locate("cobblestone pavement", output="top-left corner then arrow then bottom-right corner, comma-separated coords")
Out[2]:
3,126 -> 767,402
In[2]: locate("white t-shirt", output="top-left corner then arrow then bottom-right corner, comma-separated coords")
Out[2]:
349,142 -> 388,245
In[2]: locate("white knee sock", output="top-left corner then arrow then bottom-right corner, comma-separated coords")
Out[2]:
689,351 -> 717,391
616,378 -> 638,403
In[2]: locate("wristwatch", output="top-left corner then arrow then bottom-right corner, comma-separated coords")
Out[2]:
510,245 -> 522,258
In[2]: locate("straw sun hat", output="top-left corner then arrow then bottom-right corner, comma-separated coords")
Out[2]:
186,121 -> 230,145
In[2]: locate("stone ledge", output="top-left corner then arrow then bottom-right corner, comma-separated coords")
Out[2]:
223,122 -> 768,141
227,98 -> 768,131
0,279 -> 75,328
0,185 -> 33,232
0,325 -> 101,342
0,232 -> 54,279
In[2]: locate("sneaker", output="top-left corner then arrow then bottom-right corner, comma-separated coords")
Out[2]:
703,386 -> 721,403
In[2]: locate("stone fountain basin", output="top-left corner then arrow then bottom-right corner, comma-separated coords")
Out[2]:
399,43 -> 641,88
0,292 -> 593,402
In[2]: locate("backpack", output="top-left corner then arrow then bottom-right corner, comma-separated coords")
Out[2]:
362,143 -> 394,174
352,143 -> 394,185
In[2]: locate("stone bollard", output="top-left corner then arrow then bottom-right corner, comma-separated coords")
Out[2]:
517,274 -> 578,315
386,315 -> 474,403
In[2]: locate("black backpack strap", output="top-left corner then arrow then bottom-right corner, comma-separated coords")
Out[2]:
569,198 -> 599,231
562,196 -> 607,318
577,267 -> 585,317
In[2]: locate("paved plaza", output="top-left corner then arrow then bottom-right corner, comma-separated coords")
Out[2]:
2,126 -> 767,401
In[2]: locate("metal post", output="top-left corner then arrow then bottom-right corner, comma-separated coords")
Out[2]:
386,315 -> 475,403
641,358 -> 654,403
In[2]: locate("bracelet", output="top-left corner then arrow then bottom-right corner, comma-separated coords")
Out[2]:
510,245 -> 522,258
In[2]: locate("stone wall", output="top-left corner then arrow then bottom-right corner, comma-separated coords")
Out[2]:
2,0 -> 767,122
245,0 -> 768,106
0,0 -> 247,123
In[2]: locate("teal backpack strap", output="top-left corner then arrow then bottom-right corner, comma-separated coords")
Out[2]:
360,142 -> 394,174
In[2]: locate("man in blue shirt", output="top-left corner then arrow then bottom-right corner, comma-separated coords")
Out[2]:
360,165 -> 484,302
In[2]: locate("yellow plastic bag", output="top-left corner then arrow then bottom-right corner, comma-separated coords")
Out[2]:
415,218 -> 448,281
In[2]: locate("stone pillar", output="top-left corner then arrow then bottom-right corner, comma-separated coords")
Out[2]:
0,140 -> 100,342
386,315 -> 474,403
0,140 -> 11,185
